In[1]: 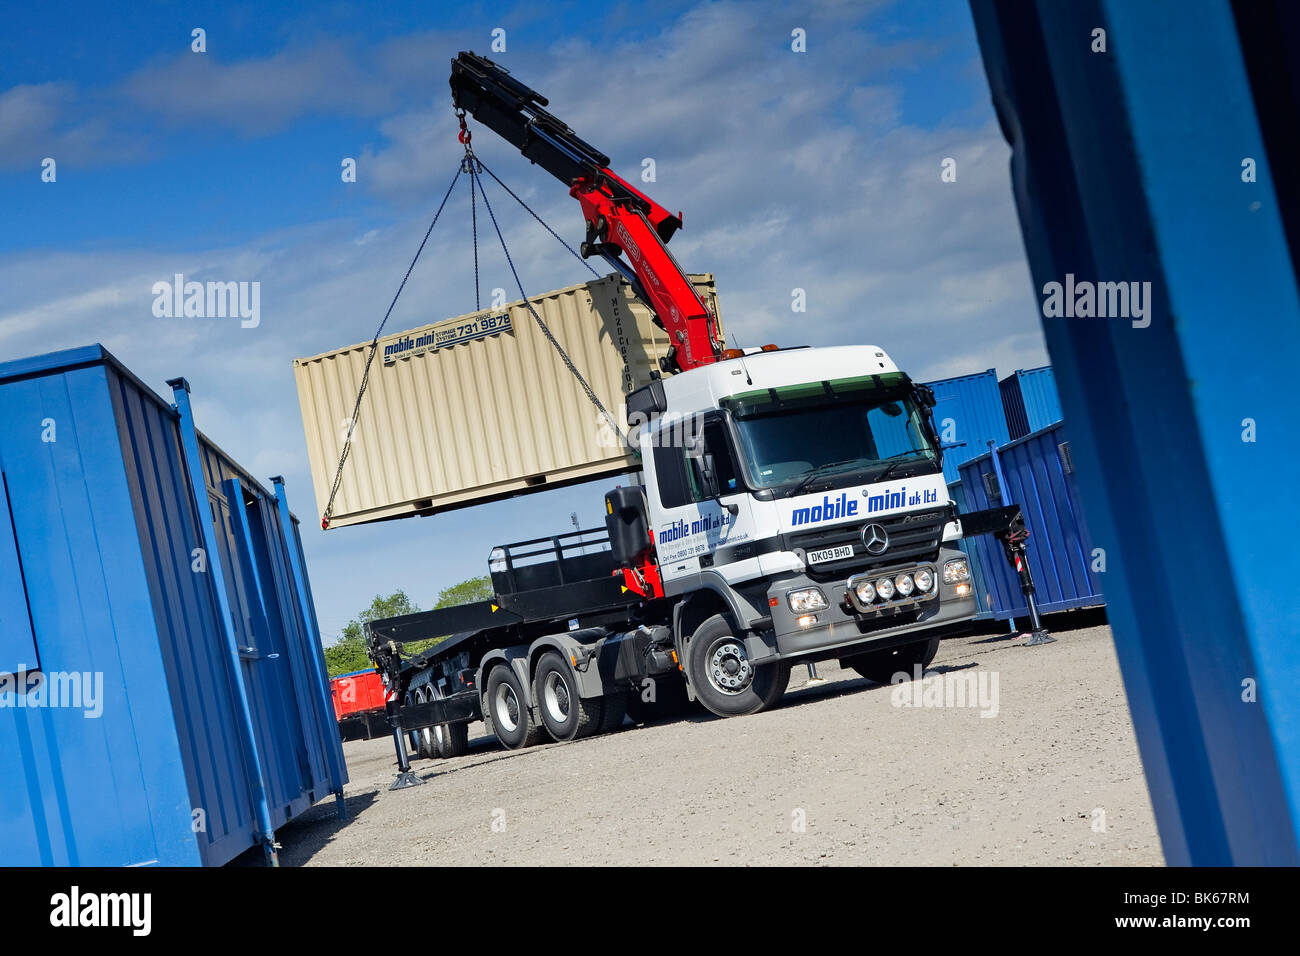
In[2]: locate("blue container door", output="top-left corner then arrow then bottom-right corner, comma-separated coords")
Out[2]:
106,368 -> 258,866
206,453 -> 337,811
956,425 -> 1105,620
956,458 -> 1025,618
1001,431 -> 1102,613
260,501 -> 339,800
210,485 -> 312,829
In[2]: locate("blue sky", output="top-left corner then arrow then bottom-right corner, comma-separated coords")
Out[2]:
1,0 -> 1046,639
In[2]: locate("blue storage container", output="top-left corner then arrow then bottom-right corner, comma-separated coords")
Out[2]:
0,345 -> 346,866
955,422 -> 1105,621
999,366 -> 1064,441
923,369 -> 1012,483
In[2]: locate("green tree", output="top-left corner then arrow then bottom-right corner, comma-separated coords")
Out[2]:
323,590 -> 420,677
323,580 -> 497,676
434,575 -> 493,609
402,576 -> 496,656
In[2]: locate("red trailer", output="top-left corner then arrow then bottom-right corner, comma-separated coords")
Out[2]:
330,670 -> 388,740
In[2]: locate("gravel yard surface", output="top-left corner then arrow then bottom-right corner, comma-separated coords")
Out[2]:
269,618 -> 1163,866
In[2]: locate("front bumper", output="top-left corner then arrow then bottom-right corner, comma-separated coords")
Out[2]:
754,545 -> 978,661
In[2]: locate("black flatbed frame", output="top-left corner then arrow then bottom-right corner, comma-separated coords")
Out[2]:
367,527 -> 650,729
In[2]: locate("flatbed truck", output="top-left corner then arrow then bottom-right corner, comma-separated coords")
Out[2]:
369,343 -> 985,760
362,54 -> 1013,769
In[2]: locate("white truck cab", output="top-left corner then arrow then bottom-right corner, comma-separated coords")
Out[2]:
625,344 -> 977,715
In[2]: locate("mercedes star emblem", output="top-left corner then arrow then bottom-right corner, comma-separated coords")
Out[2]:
862,523 -> 889,555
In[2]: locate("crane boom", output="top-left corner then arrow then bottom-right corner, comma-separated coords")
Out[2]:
450,51 -> 724,372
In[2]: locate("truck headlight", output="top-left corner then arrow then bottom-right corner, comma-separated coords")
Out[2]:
854,580 -> 876,604
787,588 -> 828,612
943,558 -> 970,584
875,576 -> 896,600
914,568 -> 935,593
895,573 -> 914,597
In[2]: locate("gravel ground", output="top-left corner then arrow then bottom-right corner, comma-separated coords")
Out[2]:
271,617 -> 1163,866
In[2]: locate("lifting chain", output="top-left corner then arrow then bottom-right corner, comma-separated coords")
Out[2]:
320,109 -> 634,529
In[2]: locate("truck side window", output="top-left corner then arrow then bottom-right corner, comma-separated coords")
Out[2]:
653,442 -> 692,509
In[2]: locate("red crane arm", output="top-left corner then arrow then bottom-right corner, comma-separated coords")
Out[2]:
570,169 -> 723,371
450,51 -> 725,372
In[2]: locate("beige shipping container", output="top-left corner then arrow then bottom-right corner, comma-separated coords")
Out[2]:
294,273 -> 723,529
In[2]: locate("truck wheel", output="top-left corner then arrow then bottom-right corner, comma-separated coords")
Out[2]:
486,665 -> 544,750
429,686 -> 471,758
533,652 -> 604,741
433,720 -> 470,758
687,614 -> 790,718
844,636 -> 940,685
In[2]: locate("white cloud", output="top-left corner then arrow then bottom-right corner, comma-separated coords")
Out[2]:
120,41 -> 396,133
0,82 -> 127,170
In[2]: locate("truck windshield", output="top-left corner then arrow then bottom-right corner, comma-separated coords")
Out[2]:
721,374 -> 938,493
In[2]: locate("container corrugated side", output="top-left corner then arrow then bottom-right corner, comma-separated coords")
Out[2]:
923,369 -> 1012,483
295,273 -> 723,529
0,344 -> 346,866
955,422 -> 1105,620
1000,366 -> 1064,440
0,352 -> 199,866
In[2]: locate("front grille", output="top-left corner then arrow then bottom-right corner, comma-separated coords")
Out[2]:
787,510 -> 946,580
853,606 -> 922,634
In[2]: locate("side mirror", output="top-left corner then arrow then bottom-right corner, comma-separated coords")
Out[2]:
700,453 -> 719,497
701,453 -> 739,516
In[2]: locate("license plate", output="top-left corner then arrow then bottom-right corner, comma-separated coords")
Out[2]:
807,544 -> 854,565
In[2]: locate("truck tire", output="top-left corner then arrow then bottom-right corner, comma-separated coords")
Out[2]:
844,636 -> 940,685
433,721 -> 470,758
430,686 -> 471,758
533,652 -> 604,741
686,614 -> 790,718
596,693 -> 628,734
486,665 -> 544,750
625,676 -> 694,724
